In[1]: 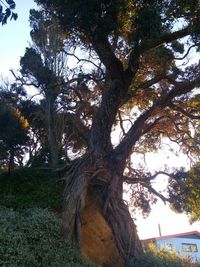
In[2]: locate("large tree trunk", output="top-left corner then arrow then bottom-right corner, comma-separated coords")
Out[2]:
61,153 -> 143,267
81,188 -> 142,267
81,192 -> 125,267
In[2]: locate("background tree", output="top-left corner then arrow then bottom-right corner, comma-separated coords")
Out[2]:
168,163 -> 200,224
0,85 -> 29,174
35,1 -> 200,266
20,9 -> 67,167
19,99 -> 50,167
20,9 -> 99,167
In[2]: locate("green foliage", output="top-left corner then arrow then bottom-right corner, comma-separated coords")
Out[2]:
36,0 -> 199,46
36,0 -> 124,35
0,207 -> 97,267
0,103 -> 29,148
133,6 -> 162,41
169,163 -> 200,223
0,99 -> 29,170
0,167 -> 63,209
20,47 -> 57,87
20,9 -> 70,166
29,9 -> 64,52
0,207 -> 192,267
133,244 -> 192,267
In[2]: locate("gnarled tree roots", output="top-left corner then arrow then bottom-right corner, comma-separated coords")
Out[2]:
61,155 -> 143,267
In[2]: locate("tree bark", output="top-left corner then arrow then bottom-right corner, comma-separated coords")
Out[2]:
46,95 -> 59,167
8,148 -> 15,175
61,154 -> 143,267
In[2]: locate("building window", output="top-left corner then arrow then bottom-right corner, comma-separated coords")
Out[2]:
182,243 -> 198,252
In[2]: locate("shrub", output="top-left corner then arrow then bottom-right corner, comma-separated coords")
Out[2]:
0,207 -> 97,267
0,167 -> 63,210
132,243 -> 193,267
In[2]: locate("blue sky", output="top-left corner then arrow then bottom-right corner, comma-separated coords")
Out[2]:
0,0 -> 37,79
0,0 -> 199,239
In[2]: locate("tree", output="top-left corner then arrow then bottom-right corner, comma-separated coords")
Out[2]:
0,0 -> 17,25
35,1 -> 200,266
0,78 -> 52,168
20,9 -> 96,167
20,9 -> 67,167
168,163 -> 200,223
0,88 -> 29,174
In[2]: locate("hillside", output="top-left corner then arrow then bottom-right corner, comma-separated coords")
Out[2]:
0,168 -> 193,267
0,168 -> 97,267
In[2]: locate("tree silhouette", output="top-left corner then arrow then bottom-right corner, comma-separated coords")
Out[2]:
0,88 -> 29,174
0,0 -> 17,25
34,1 -> 200,266
20,9 -> 67,167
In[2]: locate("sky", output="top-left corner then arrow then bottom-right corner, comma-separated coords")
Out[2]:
0,0 -> 200,240
128,146 -> 200,239
0,0 -> 37,79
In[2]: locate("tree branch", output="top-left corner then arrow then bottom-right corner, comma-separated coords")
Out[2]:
125,26 -> 192,79
142,184 -> 170,204
92,33 -> 124,81
174,44 -> 200,60
123,171 -> 177,184
63,50 -> 105,75
118,111 -> 126,137
89,34 -> 135,156
137,74 -> 179,90
113,74 -> 200,162
137,74 -> 166,89
170,103 -> 200,120
140,26 -> 191,53
65,113 -> 90,143
123,174 -> 171,204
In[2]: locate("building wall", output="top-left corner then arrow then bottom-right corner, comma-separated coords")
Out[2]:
156,237 -> 200,262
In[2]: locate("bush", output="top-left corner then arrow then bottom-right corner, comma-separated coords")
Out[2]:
0,167 -> 63,210
132,243 -> 193,267
0,207 -> 97,267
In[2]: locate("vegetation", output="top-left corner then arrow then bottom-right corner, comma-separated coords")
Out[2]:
0,0 -> 200,266
0,94 -> 29,174
0,167 -> 63,210
0,0 -> 17,25
169,163 -> 200,223
0,207 -> 97,267
133,244 -> 193,267
20,8 -> 68,167
0,170 -> 192,267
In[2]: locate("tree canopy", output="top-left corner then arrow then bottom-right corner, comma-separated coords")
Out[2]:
1,0 -> 200,266
0,86 -> 29,173
32,1 -> 200,265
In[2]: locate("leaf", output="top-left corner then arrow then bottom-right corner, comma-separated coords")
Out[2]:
0,13 -> 3,23
3,7 -> 11,19
11,12 -> 18,21
6,0 -> 16,10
